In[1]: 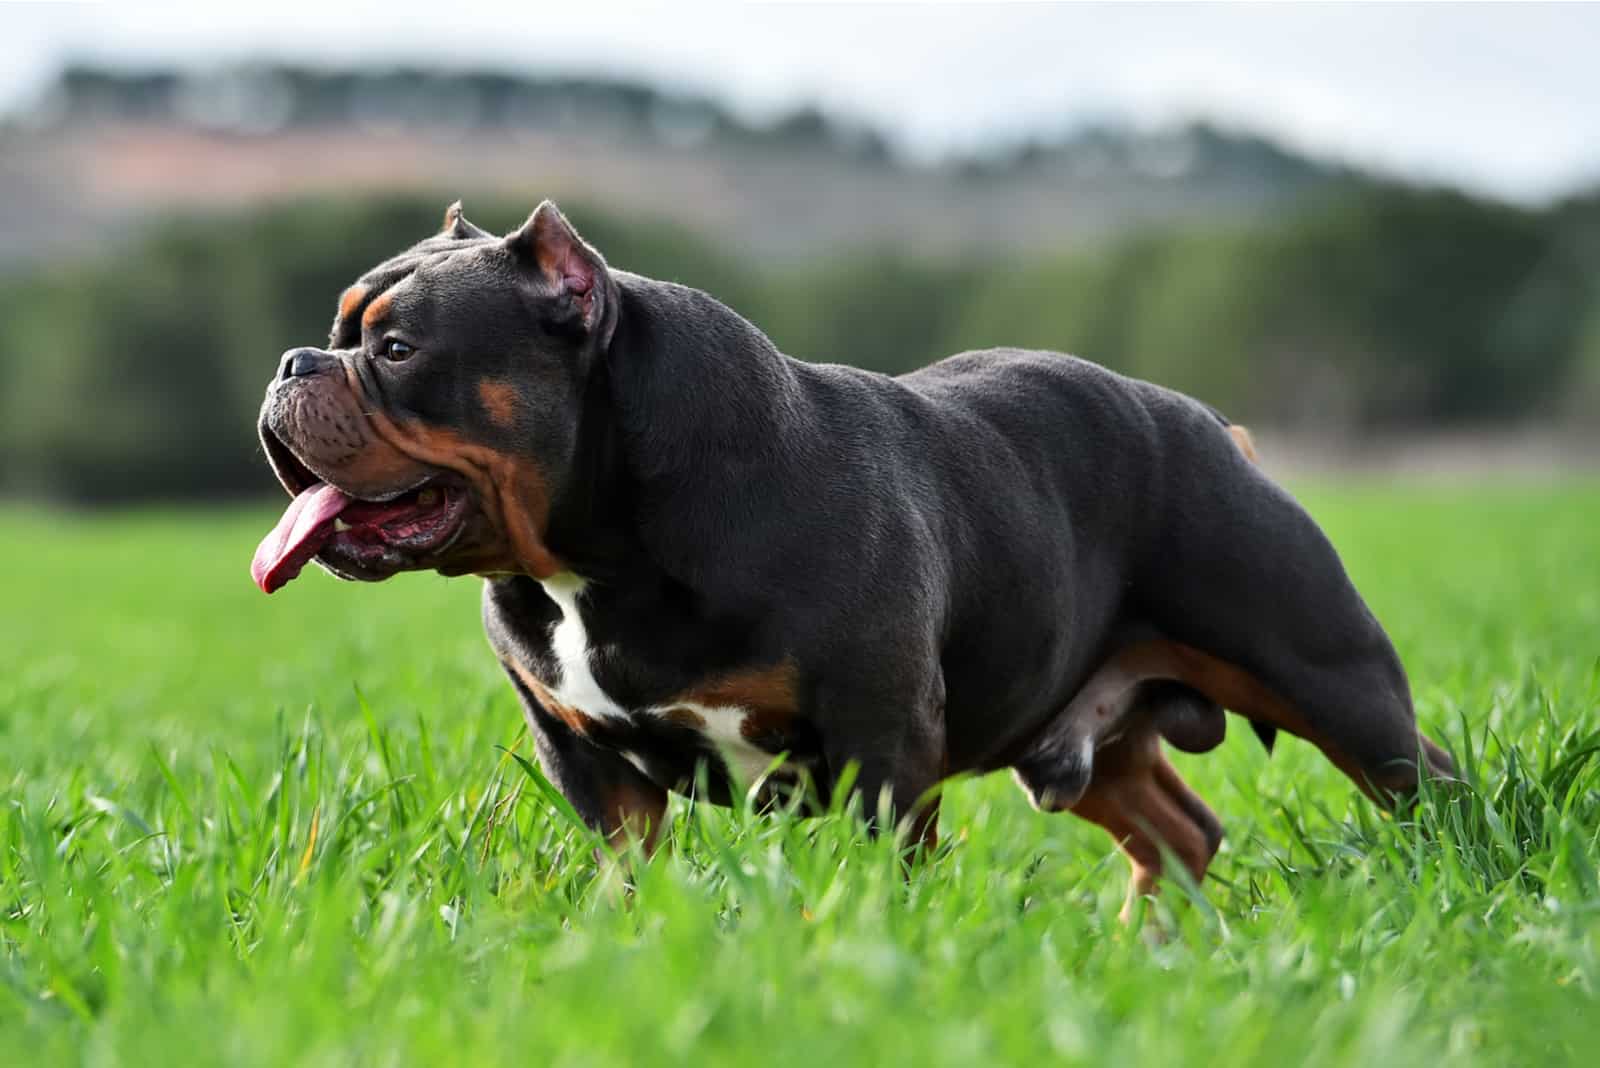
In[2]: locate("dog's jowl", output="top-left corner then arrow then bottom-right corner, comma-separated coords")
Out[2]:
252,199 -> 1455,916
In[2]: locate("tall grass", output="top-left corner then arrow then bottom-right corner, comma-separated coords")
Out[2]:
2,484 -> 1598,1065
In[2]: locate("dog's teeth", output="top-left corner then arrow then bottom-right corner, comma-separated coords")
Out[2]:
417,488 -> 439,507
334,518 -> 351,532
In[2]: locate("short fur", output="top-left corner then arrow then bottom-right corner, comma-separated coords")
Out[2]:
256,201 -> 1454,912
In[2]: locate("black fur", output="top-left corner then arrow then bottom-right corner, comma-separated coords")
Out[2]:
259,202 -> 1446,846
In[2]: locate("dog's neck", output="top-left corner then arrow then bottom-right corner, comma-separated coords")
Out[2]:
541,272 -> 806,589
537,354 -> 636,580
605,271 -> 804,472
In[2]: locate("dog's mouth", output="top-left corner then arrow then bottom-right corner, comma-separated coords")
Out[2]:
251,430 -> 471,593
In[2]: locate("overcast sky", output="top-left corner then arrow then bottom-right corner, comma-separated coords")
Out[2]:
6,2 -> 1599,202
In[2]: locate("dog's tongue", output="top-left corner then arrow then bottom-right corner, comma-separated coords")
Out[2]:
251,482 -> 352,594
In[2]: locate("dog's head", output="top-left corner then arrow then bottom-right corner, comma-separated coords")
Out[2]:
252,201 -> 617,593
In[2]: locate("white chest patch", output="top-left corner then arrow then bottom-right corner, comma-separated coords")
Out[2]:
538,573 -> 630,722
536,573 -> 788,783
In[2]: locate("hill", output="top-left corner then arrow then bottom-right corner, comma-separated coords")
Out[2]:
1,63 -> 1356,266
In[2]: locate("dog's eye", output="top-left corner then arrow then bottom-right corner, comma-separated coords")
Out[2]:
383,339 -> 415,362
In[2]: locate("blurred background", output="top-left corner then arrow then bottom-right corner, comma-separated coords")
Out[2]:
2,2 -> 1598,504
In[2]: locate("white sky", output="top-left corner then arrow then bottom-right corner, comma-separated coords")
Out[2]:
5,1 -> 1600,202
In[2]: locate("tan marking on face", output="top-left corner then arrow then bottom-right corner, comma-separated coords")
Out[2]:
1228,424 -> 1259,463
361,290 -> 395,329
478,380 -> 520,429
506,659 -> 596,738
344,362 -> 562,577
338,285 -> 368,322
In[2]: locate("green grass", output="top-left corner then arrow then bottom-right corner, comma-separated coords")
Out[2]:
3,483 -> 1599,1066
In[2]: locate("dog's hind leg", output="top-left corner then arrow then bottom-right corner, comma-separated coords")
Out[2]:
1064,727 -> 1223,925
1107,639 -> 1456,803
1011,648 -> 1226,923
1130,402 -> 1456,800
1010,634 -> 1228,815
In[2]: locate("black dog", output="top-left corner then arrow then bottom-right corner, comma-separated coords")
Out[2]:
253,201 -> 1454,915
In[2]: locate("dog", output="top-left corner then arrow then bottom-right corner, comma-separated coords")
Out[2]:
252,200 -> 1455,917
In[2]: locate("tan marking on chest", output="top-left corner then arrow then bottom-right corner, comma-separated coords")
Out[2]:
510,642 -> 802,783
660,706 -> 708,730
506,658 -> 599,738
682,661 -> 800,735
678,663 -> 803,772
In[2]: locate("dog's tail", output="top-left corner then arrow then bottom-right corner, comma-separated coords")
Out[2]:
1227,424 -> 1259,464
1201,403 -> 1260,465
1203,402 -> 1260,460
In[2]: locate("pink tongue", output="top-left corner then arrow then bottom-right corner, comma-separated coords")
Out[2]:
251,482 -> 352,594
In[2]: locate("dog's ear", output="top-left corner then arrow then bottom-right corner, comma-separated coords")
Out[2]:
506,201 -> 613,340
440,200 -> 490,240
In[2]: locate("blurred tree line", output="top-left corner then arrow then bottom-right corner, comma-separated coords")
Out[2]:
1,185 -> 1596,503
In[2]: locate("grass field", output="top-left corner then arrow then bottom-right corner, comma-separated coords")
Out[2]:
3,483 -> 1599,1066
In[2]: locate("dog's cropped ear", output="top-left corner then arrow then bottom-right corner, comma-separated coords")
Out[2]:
506,201 -> 614,342
440,200 -> 491,240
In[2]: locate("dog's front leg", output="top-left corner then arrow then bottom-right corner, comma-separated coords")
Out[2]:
814,668 -> 947,854
500,660 -> 669,854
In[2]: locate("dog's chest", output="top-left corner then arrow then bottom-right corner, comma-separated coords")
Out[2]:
524,574 -> 801,783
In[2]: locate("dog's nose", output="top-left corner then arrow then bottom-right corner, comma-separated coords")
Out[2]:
279,347 -> 334,381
